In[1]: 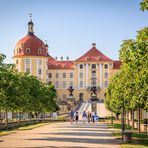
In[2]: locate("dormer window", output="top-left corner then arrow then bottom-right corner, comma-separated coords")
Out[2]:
98,56 -> 101,60
22,43 -> 25,47
26,48 -> 30,54
19,48 -> 21,53
38,49 -> 42,54
63,64 -> 66,68
86,57 -> 89,61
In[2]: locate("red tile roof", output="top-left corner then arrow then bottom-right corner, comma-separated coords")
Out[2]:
14,34 -> 48,57
75,46 -> 112,62
113,61 -> 121,69
48,60 -> 74,69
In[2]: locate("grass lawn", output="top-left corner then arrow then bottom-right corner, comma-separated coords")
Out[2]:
108,123 -> 148,148
18,122 -> 48,130
0,122 -> 49,137
0,131 -> 16,137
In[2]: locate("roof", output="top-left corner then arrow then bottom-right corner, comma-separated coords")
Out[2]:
48,60 -> 74,69
113,61 -> 121,69
14,34 -> 48,57
75,43 -> 113,62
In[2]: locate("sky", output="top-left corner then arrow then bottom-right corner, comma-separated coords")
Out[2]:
0,0 -> 147,63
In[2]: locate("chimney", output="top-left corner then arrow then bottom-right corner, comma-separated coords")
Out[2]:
55,57 -> 58,60
67,56 -> 69,61
61,56 -> 63,61
92,43 -> 96,48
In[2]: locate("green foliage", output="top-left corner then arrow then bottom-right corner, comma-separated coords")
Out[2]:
0,54 -> 59,118
105,27 -> 148,113
140,0 -> 148,11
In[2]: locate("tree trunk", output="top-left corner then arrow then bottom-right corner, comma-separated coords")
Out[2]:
29,112 -> 31,124
121,101 -> 125,132
18,112 -> 21,126
111,112 -> 113,124
132,110 -> 134,130
43,112 -> 45,123
127,111 -> 130,128
5,110 -> 8,129
138,108 -> 141,133
121,101 -> 125,141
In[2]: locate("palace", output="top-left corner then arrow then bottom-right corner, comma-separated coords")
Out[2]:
13,18 -> 121,117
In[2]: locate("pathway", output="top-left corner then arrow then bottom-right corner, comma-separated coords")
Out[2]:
0,122 -> 121,148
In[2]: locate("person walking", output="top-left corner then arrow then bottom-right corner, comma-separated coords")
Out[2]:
82,111 -> 87,124
75,111 -> 79,123
91,111 -> 95,123
87,111 -> 91,123
69,110 -> 74,124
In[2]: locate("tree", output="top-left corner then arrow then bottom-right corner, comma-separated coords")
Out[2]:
140,0 -> 148,11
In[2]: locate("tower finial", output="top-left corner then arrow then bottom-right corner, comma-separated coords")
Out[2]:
29,13 -> 32,21
28,13 -> 34,35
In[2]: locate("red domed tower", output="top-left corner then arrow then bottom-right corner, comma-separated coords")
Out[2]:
13,15 -> 49,82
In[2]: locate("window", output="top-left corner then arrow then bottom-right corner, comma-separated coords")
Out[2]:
26,68 -> 30,73
79,64 -> 83,69
104,72 -> 108,78
16,59 -> 18,64
70,72 -> 73,78
91,64 -> 96,69
38,69 -> 42,75
62,81 -> 66,88
79,72 -> 83,78
70,81 -> 73,87
26,59 -> 30,64
38,59 -> 42,65
26,48 -> 30,54
19,48 -> 21,53
104,64 -> 108,69
79,81 -> 83,88
91,80 -> 96,87
104,81 -> 108,87
38,49 -> 42,54
91,71 -> 96,78
55,81 -> 59,89
55,73 -> 59,78
48,73 -> 52,78
63,73 -> 66,78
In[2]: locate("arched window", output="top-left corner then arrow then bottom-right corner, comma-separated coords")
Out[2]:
91,64 -> 96,69
104,64 -> 108,69
26,48 -> 30,54
38,49 -> 42,54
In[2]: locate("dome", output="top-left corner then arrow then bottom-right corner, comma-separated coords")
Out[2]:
14,18 -> 48,57
14,34 -> 48,57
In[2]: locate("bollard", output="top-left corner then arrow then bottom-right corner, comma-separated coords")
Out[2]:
122,131 -> 133,143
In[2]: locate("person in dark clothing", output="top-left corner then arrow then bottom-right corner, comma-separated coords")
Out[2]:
87,111 -> 91,123
69,110 -> 74,124
75,111 -> 79,123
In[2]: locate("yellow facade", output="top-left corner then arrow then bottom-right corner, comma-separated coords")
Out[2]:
48,61 -> 119,102
13,56 -> 48,82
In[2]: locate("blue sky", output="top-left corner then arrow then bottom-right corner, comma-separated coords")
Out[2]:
0,0 -> 147,63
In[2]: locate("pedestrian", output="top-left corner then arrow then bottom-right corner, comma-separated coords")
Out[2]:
91,111 -> 95,123
69,110 -> 74,124
75,111 -> 79,123
87,111 -> 91,123
82,111 -> 87,124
